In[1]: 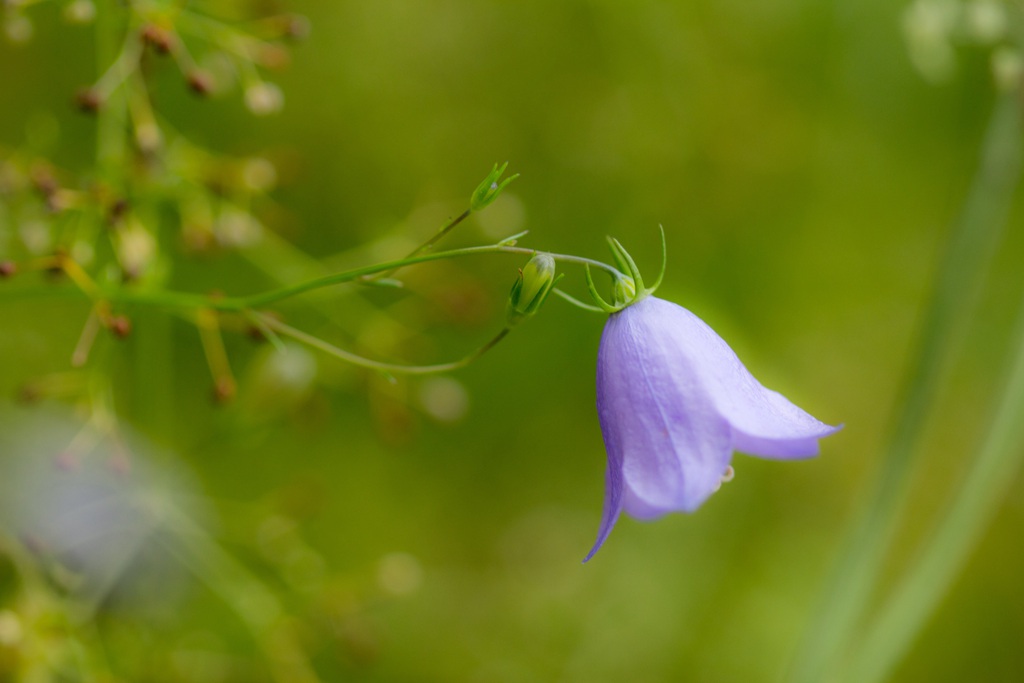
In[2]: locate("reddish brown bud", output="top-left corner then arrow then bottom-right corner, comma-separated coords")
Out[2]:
0,261 -> 17,278
75,88 -> 103,113
29,164 -> 58,197
108,197 -> 129,224
140,24 -> 175,54
284,15 -> 311,41
246,325 -> 266,342
108,315 -> 132,339
186,70 -> 215,96
266,14 -> 310,41
45,250 -> 67,279
213,377 -> 237,404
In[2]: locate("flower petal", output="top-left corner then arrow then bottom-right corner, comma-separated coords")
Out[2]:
596,301 -> 733,517
583,460 -> 623,563
641,298 -> 840,459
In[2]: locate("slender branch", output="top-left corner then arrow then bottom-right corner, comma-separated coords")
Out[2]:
258,312 -> 511,375
238,243 -> 622,310
364,208 -> 471,282
84,241 -> 621,312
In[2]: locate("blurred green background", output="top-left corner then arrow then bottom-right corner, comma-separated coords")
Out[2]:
2,0 -> 1023,681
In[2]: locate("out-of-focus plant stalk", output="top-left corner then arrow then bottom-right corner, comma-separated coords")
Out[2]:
162,508 -> 322,683
94,0 -> 130,183
849,293 -> 1024,682
789,94 -> 1023,683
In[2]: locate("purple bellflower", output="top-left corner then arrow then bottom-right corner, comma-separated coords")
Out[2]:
578,232 -> 840,562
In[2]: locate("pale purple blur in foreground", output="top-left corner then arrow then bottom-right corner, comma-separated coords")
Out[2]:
586,297 -> 840,561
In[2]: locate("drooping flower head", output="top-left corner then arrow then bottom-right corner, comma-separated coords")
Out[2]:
582,232 -> 840,561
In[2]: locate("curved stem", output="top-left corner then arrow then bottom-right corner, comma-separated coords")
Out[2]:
257,312 -> 511,375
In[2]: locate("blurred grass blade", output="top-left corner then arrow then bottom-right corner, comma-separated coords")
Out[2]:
849,293 -> 1024,683
789,94 -> 1023,683
163,507 -> 322,683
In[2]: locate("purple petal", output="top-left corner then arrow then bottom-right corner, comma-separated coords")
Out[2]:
583,461 -> 623,563
586,299 -> 734,561
639,298 -> 841,459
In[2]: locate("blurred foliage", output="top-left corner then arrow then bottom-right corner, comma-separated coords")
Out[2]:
2,0 -> 1024,682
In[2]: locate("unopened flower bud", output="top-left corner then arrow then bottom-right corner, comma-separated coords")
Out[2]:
507,253 -> 556,326
63,0 -> 96,24
242,157 -> 277,192
140,24 -> 175,54
75,87 -> 103,113
108,197 -> 129,224
187,70 -> 215,96
256,44 -> 291,70
966,0 -> 1006,44
283,14 -> 311,41
612,274 -> 636,306
4,13 -> 33,44
213,377 -> 237,404
0,261 -> 17,278
108,315 -> 132,339
135,121 -> 162,154
992,48 -> 1023,92
245,82 -> 284,115
470,162 -> 519,212
29,163 -> 58,196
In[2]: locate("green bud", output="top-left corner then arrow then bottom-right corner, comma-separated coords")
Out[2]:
612,274 -> 636,306
507,253 -> 557,326
470,162 -> 519,212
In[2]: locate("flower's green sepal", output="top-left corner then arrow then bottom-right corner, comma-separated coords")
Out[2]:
507,253 -> 558,326
471,162 -> 519,212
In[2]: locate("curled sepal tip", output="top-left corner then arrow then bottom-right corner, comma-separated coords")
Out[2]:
507,253 -> 558,326
471,162 -> 519,212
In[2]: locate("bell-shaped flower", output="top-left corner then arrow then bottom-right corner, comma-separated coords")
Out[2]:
585,296 -> 840,561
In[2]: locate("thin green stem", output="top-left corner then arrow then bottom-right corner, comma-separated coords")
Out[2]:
364,208 -> 471,281
87,242 -> 620,312
239,243 -> 622,310
849,294 -> 1024,683
6,241 -> 622,318
260,311 -> 511,375
789,95 -> 1023,682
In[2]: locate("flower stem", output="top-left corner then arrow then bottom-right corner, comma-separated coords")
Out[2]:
363,208 -> 471,282
238,242 -> 621,310
788,94 -> 1023,683
84,241 -> 621,313
259,312 -> 511,375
